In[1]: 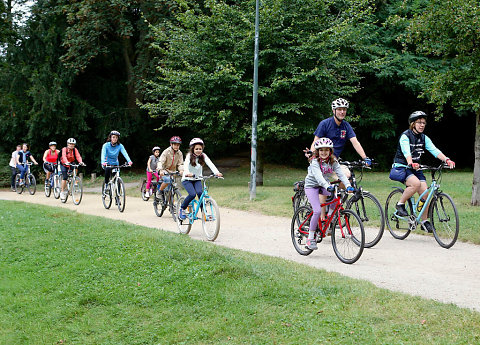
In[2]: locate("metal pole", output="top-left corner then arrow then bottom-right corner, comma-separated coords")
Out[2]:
250,0 -> 260,200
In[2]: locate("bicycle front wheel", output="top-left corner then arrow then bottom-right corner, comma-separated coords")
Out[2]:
102,182 -> 112,209
331,209 -> 365,264
53,175 -> 61,199
15,174 -> 23,194
116,177 -> 126,212
385,189 -> 412,240
27,174 -> 36,195
169,189 -> 182,221
176,196 -> 192,234
346,192 -> 384,248
141,179 -> 149,201
430,192 -> 459,249
44,179 -> 51,197
72,176 -> 83,205
291,206 -> 314,256
153,190 -> 166,217
202,198 -> 220,241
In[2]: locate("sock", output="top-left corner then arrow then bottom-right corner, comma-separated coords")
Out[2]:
308,230 -> 315,240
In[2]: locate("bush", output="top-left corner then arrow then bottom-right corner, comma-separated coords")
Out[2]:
0,152 -> 13,187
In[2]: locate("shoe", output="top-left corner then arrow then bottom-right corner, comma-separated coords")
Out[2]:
306,238 -> 318,250
60,192 -> 66,200
103,184 -> 110,196
145,190 -> 151,198
422,220 -> 434,233
395,203 -> 409,217
179,208 -> 186,220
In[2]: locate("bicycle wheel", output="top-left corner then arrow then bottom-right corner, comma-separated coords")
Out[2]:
346,192 -> 384,248
102,182 -> 112,209
141,180 -> 149,201
26,174 -> 36,195
429,192 -> 459,249
61,180 -> 69,203
293,190 -> 310,213
291,206 -> 314,256
202,198 -> 220,241
53,175 -> 61,199
153,190 -> 166,217
44,178 -> 51,197
15,174 -> 23,194
169,189 -> 182,221
331,209 -> 364,264
385,188 -> 412,240
176,196 -> 192,234
72,176 -> 83,205
116,177 -> 126,212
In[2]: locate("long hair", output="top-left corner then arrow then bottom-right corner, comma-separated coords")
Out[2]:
189,145 -> 205,167
106,134 -> 120,144
314,148 -> 336,165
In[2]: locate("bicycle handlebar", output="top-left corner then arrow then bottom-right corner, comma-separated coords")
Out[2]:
104,163 -> 130,168
196,174 -> 224,180
395,163 -> 450,171
338,159 -> 377,170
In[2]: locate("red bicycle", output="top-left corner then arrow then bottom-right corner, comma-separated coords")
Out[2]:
291,186 -> 365,264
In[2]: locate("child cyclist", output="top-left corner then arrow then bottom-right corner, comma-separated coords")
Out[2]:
179,138 -> 222,220
158,136 -> 184,197
145,146 -> 161,197
101,130 -> 133,194
43,141 -> 59,185
304,137 -> 354,250
389,111 -> 455,233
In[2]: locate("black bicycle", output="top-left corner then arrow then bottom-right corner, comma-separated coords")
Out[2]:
153,171 -> 182,220
15,162 -> 36,195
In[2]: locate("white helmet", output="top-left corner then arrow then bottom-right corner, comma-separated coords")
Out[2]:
331,98 -> 349,110
314,137 -> 333,149
189,138 -> 204,147
67,138 -> 76,145
152,146 -> 161,153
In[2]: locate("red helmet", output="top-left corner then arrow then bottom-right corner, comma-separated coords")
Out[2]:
170,136 -> 182,144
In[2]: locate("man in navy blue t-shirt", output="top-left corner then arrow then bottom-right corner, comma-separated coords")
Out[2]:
310,98 -> 371,177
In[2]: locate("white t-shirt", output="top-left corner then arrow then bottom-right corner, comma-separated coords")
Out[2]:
9,151 -> 18,168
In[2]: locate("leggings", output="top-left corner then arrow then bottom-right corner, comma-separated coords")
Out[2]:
305,187 -> 329,232
181,180 -> 203,209
146,171 -> 160,190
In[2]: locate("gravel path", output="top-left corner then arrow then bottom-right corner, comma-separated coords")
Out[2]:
1,190 -> 479,312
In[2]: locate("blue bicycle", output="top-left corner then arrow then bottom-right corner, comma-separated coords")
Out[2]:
176,175 -> 223,241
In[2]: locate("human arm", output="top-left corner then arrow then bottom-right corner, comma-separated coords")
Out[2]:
203,154 -> 221,176
146,157 -> 152,172
333,161 -> 351,189
349,137 -> 367,160
101,143 -> 107,166
424,136 -> 455,168
29,154 -> 39,165
183,154 -> 193,177
158,150 -> 167,174
43,150 -> 49,162
74,148 -> 83,164
176,151 -> 184,174
120,144 -> 132,165
60,148 -> 69,165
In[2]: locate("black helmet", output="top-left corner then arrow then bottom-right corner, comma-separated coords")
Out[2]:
409,111 -> 427,124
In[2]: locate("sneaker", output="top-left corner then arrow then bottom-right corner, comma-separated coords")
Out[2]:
179,208 -> 186,220
422,220 -> 434,233
60,192 -> 67,200
395,203 -> 409,217
306,238 -> 318,250
145,190 -> 151,198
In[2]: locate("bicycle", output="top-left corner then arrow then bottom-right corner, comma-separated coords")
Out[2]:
52,165 -> 63,199
292,180 -> 310,213
339,159 -> 385,248
140,178 -> 156,201
385,163 -> 459,249
60,163 -> 84,205
153,171 -> 182,220
44,162 -> 58,197
176,175 -> 223,241
15,162 -> 36,195
291,185 -> 365,264
102,163 -> 130,212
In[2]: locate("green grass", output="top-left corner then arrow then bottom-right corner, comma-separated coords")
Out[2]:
1,200 -> 479,344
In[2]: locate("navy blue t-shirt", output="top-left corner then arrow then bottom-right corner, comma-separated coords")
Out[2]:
313,117 -> 356,157
17,151 -> 31,164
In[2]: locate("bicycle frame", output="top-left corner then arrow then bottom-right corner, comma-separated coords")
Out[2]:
106,164 -> 127,194
183,176 -> 218,224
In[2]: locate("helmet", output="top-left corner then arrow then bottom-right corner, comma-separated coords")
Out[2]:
189,138 -> 204,147
409,111 -> 427,124
170,136 -> 182,144
331,98 -> 349,110
49,141 -> 57,146
67,138 -> 76,145
152,146 -> 161,153
314,137 -> 334,150
110,130 -> 120,137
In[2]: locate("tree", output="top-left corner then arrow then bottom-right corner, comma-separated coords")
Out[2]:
404,0 -> 480,205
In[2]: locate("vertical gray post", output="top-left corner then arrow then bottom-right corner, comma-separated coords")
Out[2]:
250,0 -> 260,200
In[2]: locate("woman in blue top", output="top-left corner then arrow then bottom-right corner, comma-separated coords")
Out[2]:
101,130 -> 133,189
389,111 -> 455,233
16,143 -> 39,185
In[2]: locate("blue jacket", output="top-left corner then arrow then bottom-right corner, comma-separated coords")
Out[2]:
101,142 -> 132,165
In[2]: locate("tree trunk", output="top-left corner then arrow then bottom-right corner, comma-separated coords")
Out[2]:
472,110 -> 480,205
256,140 -> 264,186
122,37 -> 139,117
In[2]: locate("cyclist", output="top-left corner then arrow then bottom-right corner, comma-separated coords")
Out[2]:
101,130 -> 133,194
9,144 -> 21,191
389,111 -> 455,233
16,143 -> 39,186
145,146 -> 161,197
158,136 -> 184,197
59,138 -> 85,201
42,141 -> 59,185
309,98 -> 371,178
179,138 -> 222,220
304,137 -> 354,250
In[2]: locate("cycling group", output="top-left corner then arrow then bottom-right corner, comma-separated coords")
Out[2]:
291,98 -> 458,264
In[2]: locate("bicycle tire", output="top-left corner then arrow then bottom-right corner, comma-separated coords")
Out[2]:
141,180 -> 149,201
176,196 -> 192,234
346,192 -> 384,248
102,182 -> 112,209
331,209 -> 365,264
15,174 -> 23,194
45,178 -> 51,197
61,180 -> 69,203
385,188 -> 412,240
429,192 -> 459,249
116,177 -> 126,212
27,174 -> 36,195
153,191 -> 166,217
202,198 -> 220,241
291,206 -> 314,256
169,189 -> 182,221
53,175 -> 61,199
72,176 -> 83,205
293,190 -> 310,213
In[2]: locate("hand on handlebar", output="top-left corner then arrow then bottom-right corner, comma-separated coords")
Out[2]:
446,159 -> 455,169
346,186 -> 355,194
215,173 -> 223,178
326,185 -> 335,193
128,161 -> 133,166
363,157 -> 372,167
410,163 -> 420,170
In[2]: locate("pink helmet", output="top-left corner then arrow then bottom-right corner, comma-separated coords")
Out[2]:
314,137 -> 333,149
189,138 -> 204,147
170,136 -> 182,144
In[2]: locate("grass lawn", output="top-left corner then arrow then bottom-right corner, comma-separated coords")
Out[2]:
1,200 -> 479,344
